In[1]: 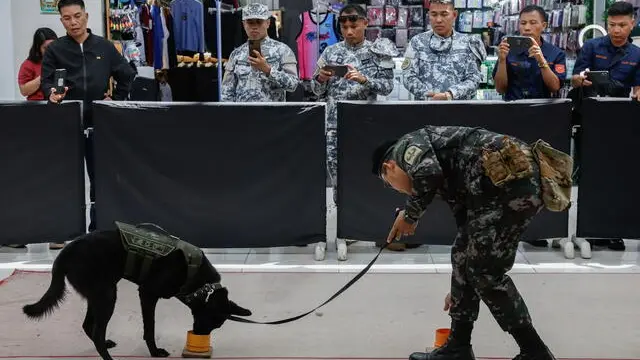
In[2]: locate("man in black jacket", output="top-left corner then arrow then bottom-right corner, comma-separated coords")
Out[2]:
42,0 -> 135,231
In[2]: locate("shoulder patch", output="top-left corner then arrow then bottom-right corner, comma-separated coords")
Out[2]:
401,44 -> 416,70
403,145 -> 424,166
554,64 -> 566,74
401,58 -> 411,70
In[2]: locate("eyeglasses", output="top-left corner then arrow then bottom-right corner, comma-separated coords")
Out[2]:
338,15 -> 365,23
430,0 -> 454,3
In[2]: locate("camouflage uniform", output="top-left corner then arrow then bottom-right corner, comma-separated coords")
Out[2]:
386,126 -> 543,331
311,38 -> 398,188
402,30 -> 486,100
221,4 -> 299,102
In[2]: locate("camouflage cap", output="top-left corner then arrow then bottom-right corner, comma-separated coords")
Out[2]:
370,37 -> 400,57
242,3 -> 271,20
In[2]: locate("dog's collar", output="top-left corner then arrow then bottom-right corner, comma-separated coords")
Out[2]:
179,282 -> 224,304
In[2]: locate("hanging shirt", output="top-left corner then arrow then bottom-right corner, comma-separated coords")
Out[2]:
140,4 -> 154,67
171,0 -> 205,53
296,11 -> 340,80
152,4 -> 165,69
492,38 -> 567,101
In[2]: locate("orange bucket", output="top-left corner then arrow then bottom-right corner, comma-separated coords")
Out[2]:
185,331 -> 211,353
434,328 -> 450,348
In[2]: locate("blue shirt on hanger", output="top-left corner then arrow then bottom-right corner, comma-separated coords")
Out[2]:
152,4 -> 165,69
171,0 -> 205,53
493,38 -> 567,101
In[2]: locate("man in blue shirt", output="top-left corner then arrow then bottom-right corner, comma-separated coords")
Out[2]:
493,5 -> 567,101
570,1 -> 637,252
571,1 -> 640,99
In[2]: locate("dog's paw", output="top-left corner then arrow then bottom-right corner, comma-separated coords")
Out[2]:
152,348 -> 170,357
106,340 -> 117,349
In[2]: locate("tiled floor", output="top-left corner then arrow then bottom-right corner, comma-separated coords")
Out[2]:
2,241 -> 639,360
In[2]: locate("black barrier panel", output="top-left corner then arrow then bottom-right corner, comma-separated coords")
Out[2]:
93,102 -> 326,248
0,101 -> 86,244
577,98 -> 640,239
337,100 -> 572,245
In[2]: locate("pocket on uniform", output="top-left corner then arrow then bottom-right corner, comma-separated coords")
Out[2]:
234,64 -> 252,76
531,139 -> 573,212
415,52 -> 433,76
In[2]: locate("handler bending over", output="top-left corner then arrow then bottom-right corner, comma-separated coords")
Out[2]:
372,125 -> 559,360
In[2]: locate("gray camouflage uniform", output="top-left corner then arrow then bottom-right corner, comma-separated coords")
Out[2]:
402,30 -> 486,100
385,125 -> 543,331
221,4 -> 299,102
312,38 -> 398,187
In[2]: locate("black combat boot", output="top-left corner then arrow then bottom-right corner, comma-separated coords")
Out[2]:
408,343 -> 475,360
409,321 -> 476,360
510,325 -> 554,360
513,346 -> 557,360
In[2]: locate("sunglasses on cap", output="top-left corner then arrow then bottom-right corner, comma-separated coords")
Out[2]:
338,15 -> 366,23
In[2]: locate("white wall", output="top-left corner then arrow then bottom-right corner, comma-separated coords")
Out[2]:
0,1 -> 16,100
8,0 -> 104,101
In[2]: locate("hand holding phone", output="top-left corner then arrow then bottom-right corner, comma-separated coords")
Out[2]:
322,64 -> 349,78
54,69 -> 67,94
586,70 -> 610,86
506,36 -> 534,52
248,40 -> 261,57
498,38 -> 510,60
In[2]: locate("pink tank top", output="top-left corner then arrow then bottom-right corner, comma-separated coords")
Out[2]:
296,11 -> 339,80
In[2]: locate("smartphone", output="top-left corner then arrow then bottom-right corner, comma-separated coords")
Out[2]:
54,68 -> 66,94
506,36 -> 534,51
586,70 -> 610,85
323,64 -> 349,78
248,40 -> 261,56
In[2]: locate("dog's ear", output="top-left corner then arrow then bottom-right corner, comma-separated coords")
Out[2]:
229,300 -> 252,316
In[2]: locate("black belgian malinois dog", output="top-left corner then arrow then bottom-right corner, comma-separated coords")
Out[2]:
23,227 -> 252,360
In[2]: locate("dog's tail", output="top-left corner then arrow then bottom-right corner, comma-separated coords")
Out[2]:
22,246 -> 69,320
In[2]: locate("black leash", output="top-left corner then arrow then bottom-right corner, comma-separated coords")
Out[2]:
228,241 -> 389,325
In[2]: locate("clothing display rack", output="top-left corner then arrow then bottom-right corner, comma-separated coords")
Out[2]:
208,1 -> 236,100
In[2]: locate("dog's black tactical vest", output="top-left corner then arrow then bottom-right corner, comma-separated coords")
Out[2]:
116,221 -> 203,294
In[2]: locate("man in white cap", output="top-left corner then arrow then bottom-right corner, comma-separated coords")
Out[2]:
221,3 -> 299,102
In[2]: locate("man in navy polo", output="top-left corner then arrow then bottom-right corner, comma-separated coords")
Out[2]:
570,0 -> 638,252
493,5 -> 567,101
572,0 -> 640,99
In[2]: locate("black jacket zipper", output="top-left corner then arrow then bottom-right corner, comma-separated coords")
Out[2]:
81,43 -> 87,103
